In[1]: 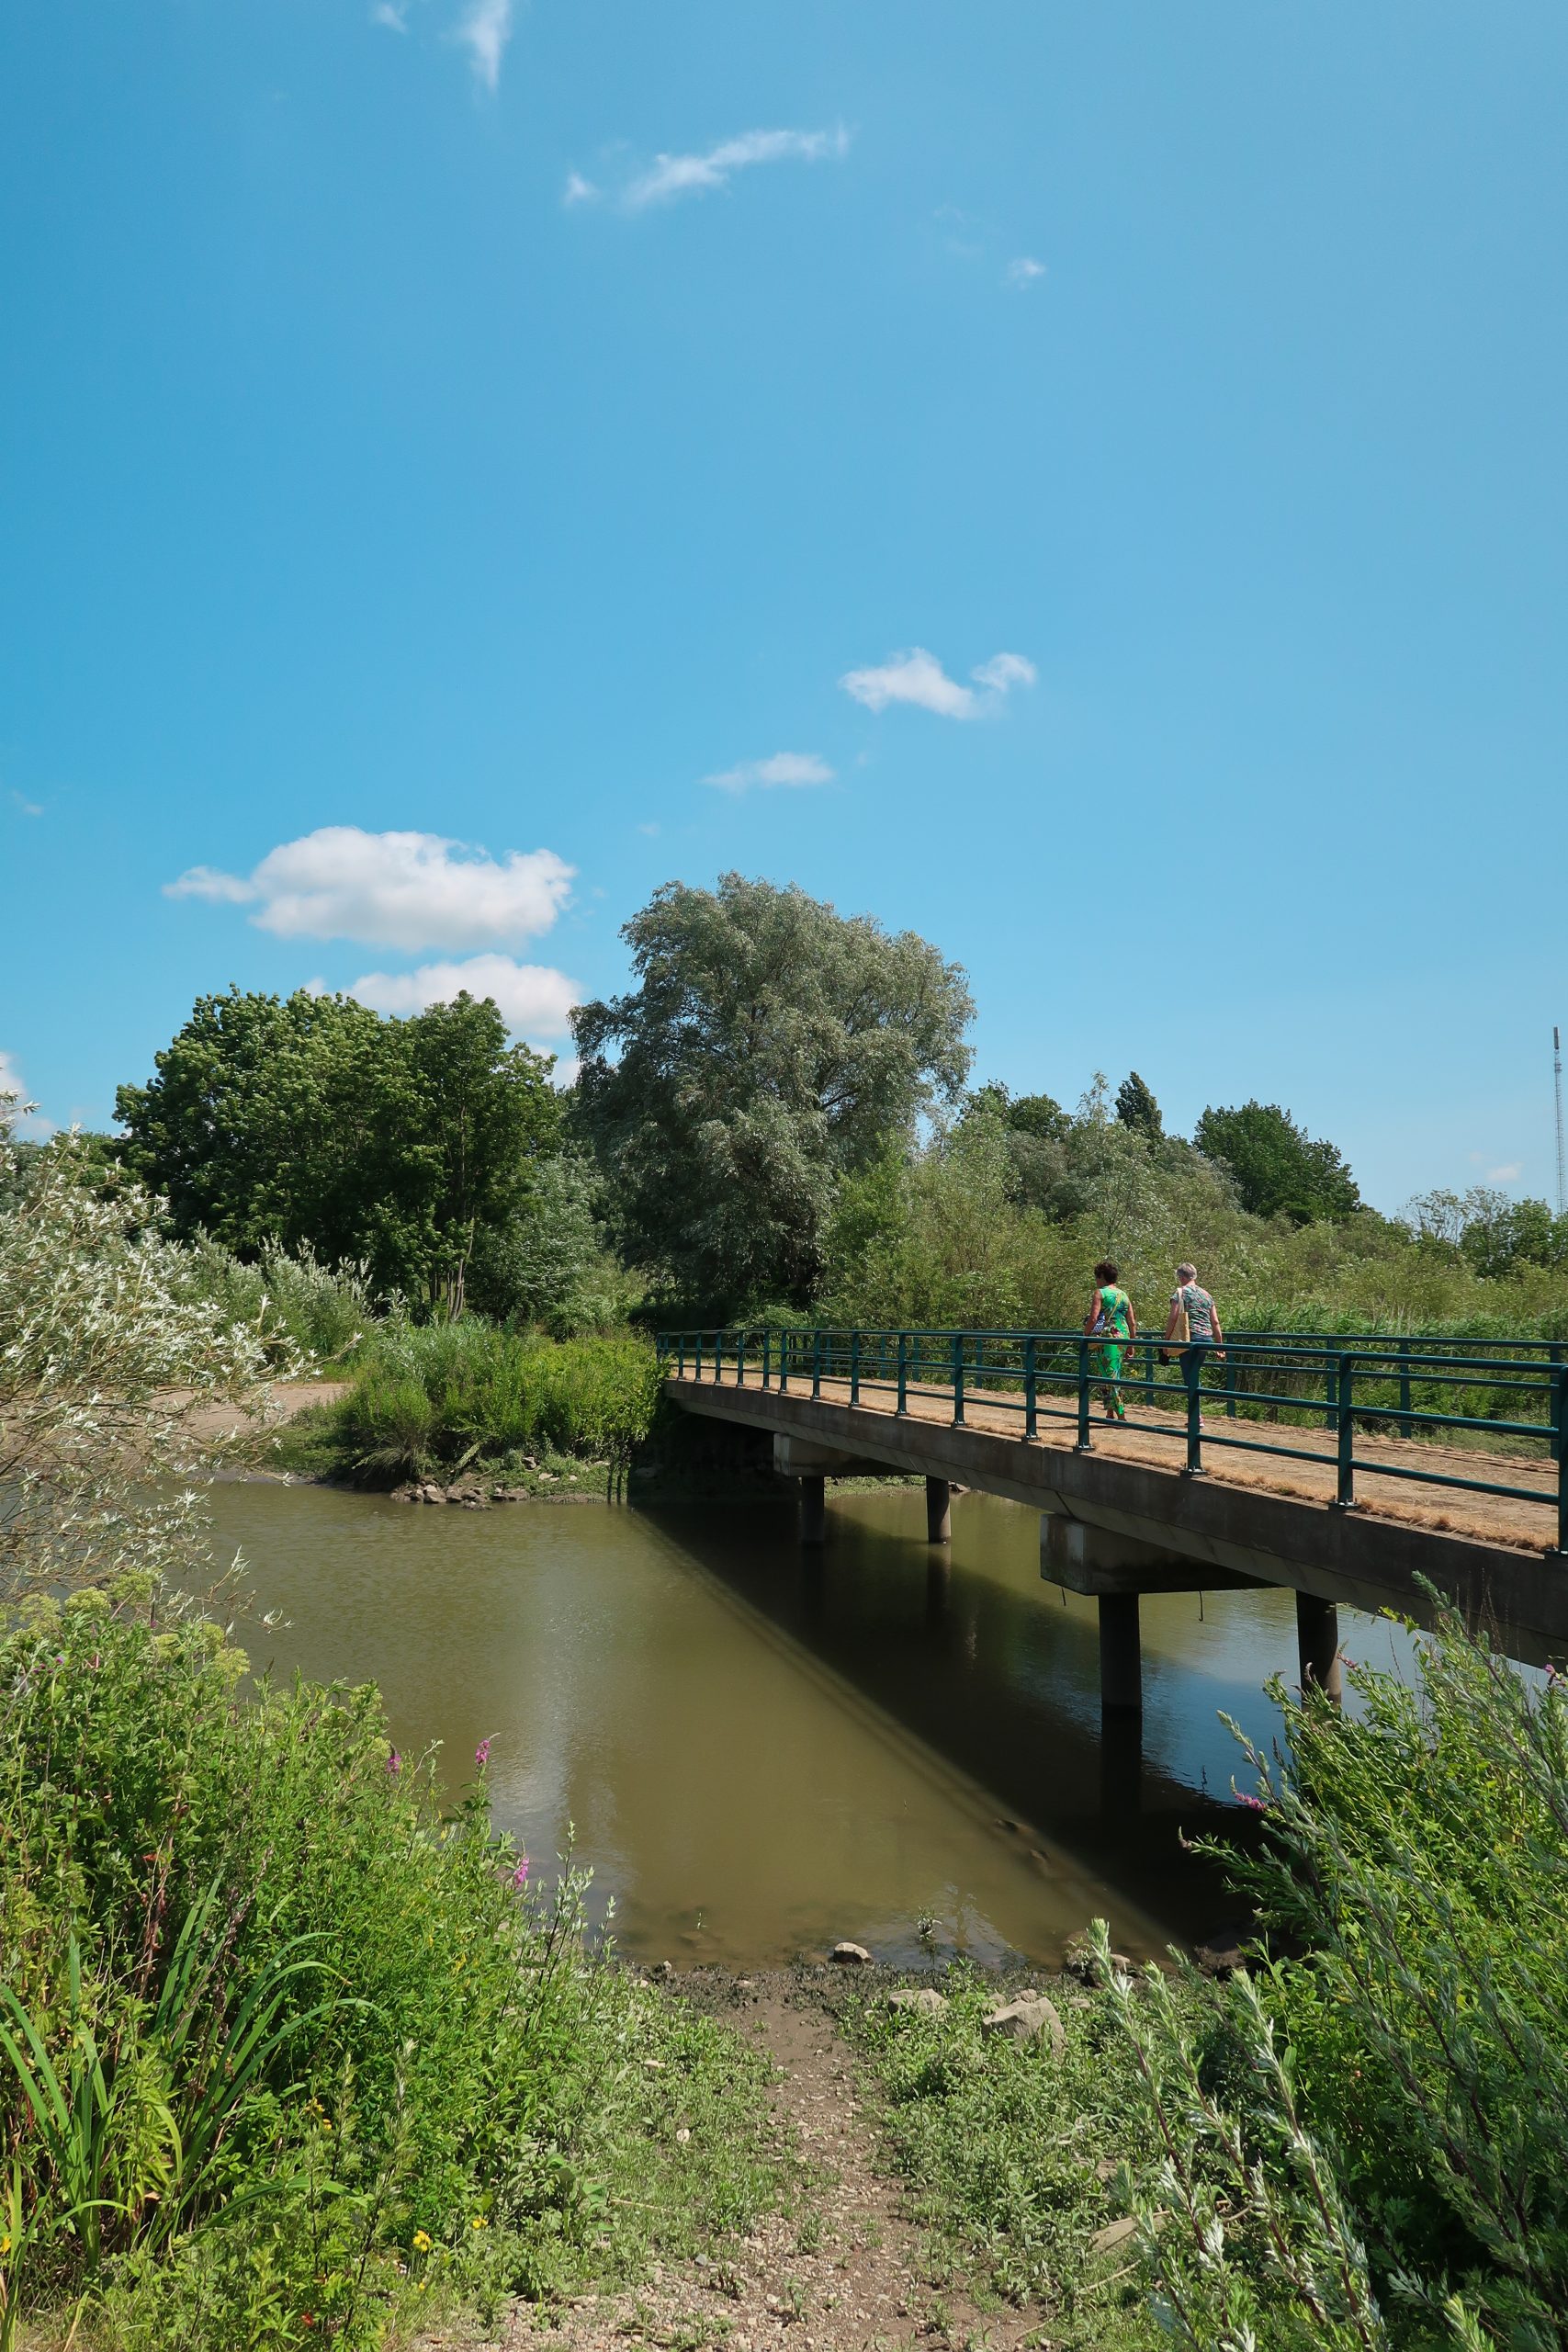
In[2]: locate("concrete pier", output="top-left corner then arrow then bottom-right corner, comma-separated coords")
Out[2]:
925,1476 -> 952,1544
1295,1590 -> 1344,1702
1099,1592 -> 1143,1713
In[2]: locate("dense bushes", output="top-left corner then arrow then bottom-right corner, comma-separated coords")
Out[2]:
0,1600 -> 782,2348
856,1611 -> 1568,2349
818,1091 -> 1568,1343
323,1321 -> 665,1480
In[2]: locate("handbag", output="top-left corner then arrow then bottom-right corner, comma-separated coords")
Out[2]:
1161,1286 -> 1190,1363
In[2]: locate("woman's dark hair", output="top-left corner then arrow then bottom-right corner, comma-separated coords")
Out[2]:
1094,1259 -> 1119,1285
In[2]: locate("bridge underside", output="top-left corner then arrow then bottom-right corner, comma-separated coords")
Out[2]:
668,1373 -> 1568,1669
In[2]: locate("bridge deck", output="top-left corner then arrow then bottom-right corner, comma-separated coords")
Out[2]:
673,1365 -> 1558,1557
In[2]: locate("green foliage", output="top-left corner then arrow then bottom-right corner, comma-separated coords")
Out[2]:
116,988 -> 561,1310
819,1080 -> 1568,1343
325,1320 -> 664,1479
1195,1099 -> 1361,1224
848,1971 -> 1156,2343
0,1604 -> 783,2348
468,1153 -> 637,1335
1114,1071 -> 1165,1144
173,1232 -> 376,1368
571,874 -> 974,1316
1404,1185 -> 1568,1280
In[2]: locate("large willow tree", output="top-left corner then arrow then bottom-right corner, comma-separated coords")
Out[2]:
570,875 -> 974,1315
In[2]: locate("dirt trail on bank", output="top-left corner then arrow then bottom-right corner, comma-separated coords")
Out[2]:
434,1977 -> 1029,2352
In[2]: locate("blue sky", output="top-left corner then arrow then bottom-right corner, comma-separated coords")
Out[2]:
2,0 -> 1564,1211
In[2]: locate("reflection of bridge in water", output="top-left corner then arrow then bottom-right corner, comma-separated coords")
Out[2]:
659,1326 -> 1568,1704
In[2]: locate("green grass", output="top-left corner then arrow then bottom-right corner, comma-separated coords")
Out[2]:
279,1320 -> 664,1486
1,1595 -> 788,2350
844,1971 -> 1165,2349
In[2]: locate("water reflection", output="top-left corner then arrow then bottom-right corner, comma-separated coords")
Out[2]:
206,1479 -> 1350,1970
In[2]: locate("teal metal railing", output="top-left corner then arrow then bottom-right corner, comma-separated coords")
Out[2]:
654,1326 -> 1568,1555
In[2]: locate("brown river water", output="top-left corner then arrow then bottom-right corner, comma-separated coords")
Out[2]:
206,1481 -> 1405,1970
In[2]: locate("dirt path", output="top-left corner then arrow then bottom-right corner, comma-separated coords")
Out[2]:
445,1976 -> 1025,2352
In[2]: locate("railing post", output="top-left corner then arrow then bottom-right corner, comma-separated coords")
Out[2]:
1399,1341 -> 1412,1424
1335,1354 -> 1357,1508
677,1334 -> 686,1380
1182,1347 -> 1204,1476
1024,1336 -> 1038,1440
694,1332 -> 703,1383
779,1330 -> 789,1394
897,1331 -> 909,1417
850,1329 -> 861,1406
1076,1336 -> 1092,1452
952,1332 -> 964,1425
761,1329 -> 771,1389
1551,1365 -> 1567,1557
1224,1353 -> 1237,1419
737,1328 -> 746,1387
1325,1349 -> 1337,1434
812,1328 -> 823,1399
715,1329 -> 723,1385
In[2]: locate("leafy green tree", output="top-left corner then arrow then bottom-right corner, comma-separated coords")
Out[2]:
1114,1069 -> 1164,1143
1195,1099 -> 1360,1224
117,988 -> 558,1307
1404,1185 -> 1567,1278
570,875 -> 974,1313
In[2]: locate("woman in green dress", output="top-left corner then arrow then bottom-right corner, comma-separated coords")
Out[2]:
1086,1258 -> 1137,1422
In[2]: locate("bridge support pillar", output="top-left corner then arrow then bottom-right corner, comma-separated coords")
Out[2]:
1099,1593 -> 1142,1714
798,1476 -> 827,1548
925,1476 -> 952,1544
1295,1591 -> 1343,1702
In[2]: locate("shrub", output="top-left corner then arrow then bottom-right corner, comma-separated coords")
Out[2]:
0,1600 -> 782,2348
175,1231 -> 376,1367
327,1320 -> 663,1480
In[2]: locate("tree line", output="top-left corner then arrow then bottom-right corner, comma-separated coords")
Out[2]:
40,872 -> 1559,1333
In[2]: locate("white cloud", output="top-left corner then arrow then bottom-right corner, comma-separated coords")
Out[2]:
1487,1162 -> 1522,1183
455,0 -> 513,90
637,820 -> 661,837
563,171 -> 599,207
609,125 -> 849,211
165,827 -> 574,951
971,650 -> 1037,693
840,647 -> 1036,721
9,789 -> 42,817
1006,255 -> 1045,287
370,1 -> 408,28
346,955 -> 579,1037
704,752 -> 835,795
0,1050 -> 53,1138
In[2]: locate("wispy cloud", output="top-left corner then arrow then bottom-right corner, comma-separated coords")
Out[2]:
347,954 -> 579,1039
569,126 -> 850,214
1006,254 -> 1045,287
370,1 -> 409,28
165,827 -> 573,951
840,648 -> 1036,721
9,789 -> 42,817
637,820 -> 661,837
704,752 -> 835,795
455,0 -> 513,90
0,1049 -> 53,1138
1487,1162 -> 1522,1183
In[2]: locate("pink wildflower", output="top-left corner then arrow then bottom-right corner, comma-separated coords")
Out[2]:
387,1748 -> 401,1776
475,1736 -> 493,1770
1236,1792 -> 1266,1813
511,1856 -> 530,1890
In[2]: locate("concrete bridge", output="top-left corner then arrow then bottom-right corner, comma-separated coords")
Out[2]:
659,1327 -> 1567,1711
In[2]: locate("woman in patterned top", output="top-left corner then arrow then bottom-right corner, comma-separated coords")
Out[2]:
1085,1257 -> 1136,1423
1163,1261 -> 1225,1423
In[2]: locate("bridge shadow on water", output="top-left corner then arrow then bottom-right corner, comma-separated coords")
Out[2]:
642,1485 -> 1292,1949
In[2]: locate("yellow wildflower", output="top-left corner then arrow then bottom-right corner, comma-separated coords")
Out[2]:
412,2230 -> 432,2254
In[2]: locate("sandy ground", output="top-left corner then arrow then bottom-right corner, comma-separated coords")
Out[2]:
179,1378 -> 351,1449
678,1369 -> 1562,1556
423,1973 -> 1042,2352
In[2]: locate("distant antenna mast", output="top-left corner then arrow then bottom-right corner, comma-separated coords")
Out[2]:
1556,1025 -> 1566,1216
